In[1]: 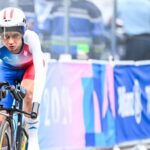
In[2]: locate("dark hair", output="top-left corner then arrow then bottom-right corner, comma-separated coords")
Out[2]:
0,26 -> 25,34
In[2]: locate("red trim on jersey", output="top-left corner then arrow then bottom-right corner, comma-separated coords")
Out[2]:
23,60 -> 45,80
23,63 -> 35,80
3,10 -> 7,20
43,60 -> 45,67
10,8 -> 14,19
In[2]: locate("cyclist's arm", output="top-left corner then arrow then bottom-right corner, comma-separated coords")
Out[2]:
24,30 -> 46,104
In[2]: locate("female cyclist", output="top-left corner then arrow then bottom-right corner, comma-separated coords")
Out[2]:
0,7 -> 46,150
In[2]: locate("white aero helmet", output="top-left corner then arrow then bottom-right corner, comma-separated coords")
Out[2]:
0,7 -> 26,34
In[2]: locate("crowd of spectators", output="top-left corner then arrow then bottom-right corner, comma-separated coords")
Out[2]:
1,0 -> 150,61
36,0 -> 105,60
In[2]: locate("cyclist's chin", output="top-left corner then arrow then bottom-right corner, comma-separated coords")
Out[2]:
8,47 -> 18,53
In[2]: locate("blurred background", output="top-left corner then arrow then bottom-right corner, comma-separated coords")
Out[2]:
2,1 -> 150,150
1,0 -> 150,62
0,0 -> 122,61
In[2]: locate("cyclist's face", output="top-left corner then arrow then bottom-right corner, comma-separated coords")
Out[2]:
0,32 -> 22,54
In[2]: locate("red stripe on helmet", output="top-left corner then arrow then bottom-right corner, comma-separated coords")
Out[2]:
10,8 -> 14,19
3,9 -> 7,19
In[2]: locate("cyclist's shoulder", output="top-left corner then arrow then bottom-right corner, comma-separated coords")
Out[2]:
23,30 -> 40,44
24,30 -> 39,38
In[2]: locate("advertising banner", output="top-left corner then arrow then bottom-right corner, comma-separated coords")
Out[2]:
114,64 -> 150,144
38,62 -> 116,149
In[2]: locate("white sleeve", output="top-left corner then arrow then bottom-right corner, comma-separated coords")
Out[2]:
25,30 -> 47,104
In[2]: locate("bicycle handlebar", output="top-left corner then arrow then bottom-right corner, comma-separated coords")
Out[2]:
0,81 -> 39,119
31,102 -> 40,119
0,107 -> 31,116
0,81 -> 25,101
0,81 -> 9,88
0,81 -> 9,101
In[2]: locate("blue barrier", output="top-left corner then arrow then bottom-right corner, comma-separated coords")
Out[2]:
114,64 -> 150,143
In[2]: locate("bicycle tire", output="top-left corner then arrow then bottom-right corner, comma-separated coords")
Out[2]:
0,119 -> 12,150
21,126 -> 28,150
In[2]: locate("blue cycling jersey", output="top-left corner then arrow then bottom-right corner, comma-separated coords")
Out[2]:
0,30 -> 46,107
0,33 -> 33,69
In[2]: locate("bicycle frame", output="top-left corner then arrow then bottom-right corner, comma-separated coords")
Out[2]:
0,81 -> 31,150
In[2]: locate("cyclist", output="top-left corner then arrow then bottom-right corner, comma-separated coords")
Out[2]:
0,7 -> 46,150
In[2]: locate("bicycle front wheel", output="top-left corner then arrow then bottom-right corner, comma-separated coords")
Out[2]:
0,119 -> 12,150
21,125 -> 28,150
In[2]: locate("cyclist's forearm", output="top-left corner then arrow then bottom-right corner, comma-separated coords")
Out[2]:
32,59 -> 47,104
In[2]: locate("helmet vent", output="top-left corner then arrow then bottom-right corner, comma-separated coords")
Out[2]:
4,20 -> 11,22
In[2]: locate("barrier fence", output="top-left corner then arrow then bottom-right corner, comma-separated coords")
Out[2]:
38,60 -> 150,150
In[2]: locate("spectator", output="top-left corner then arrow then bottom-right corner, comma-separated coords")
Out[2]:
35,0 -> 57,53
27,18 -> 35,30
18,0 -> 39,33
41,0 -> 104,60
117,0 -> 150,61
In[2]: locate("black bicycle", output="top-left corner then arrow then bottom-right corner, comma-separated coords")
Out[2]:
0,81 -> 39,150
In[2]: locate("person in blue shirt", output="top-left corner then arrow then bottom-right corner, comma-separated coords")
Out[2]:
117,0 -> 150,60
40,0 -> 104,60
